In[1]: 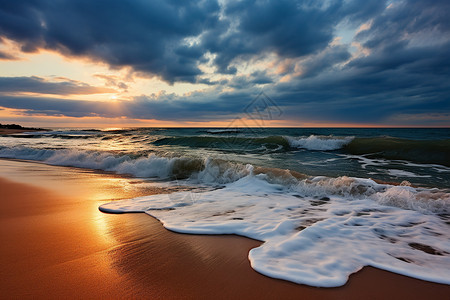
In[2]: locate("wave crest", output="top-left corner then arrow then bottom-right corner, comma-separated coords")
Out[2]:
1,146 -> 448,214
286,135 -> 353,150
295,176 -> 449,214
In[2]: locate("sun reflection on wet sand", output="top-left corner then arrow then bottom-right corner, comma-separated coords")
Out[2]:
1,159 -> 449,298
0,159 -> 174,297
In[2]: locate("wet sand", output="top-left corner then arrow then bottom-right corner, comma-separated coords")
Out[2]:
1,159 -> 449,299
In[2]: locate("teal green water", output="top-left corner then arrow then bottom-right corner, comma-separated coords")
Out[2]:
1,127 -> 449,188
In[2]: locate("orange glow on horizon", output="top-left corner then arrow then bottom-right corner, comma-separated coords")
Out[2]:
1,108 -> 448,129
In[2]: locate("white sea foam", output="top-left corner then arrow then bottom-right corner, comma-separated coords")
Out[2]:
387,169 -> 432,178
341,154 -> 450,173
286,135 -> 353,151
296,176 -> 449,214
0,146 -> 251,182
100,174 -> 450,287
2,145 -> 449,287
206,129 -> 241,134
1,146 -> 448,215
0,147 -> 180,179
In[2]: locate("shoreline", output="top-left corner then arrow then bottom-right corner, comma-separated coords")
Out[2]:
0,128 -> 48,135
1,159 -> 449,299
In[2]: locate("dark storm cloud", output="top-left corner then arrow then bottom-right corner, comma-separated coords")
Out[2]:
299,45 -> 351,78
0,0 -> 221,83
226,70 -> 273,89
0,94 -> 247,120
355,0 -> 450,51
224,0 -> 337,56
0,72 -> 448,124
0,0 -> 383,82
349,1 -> 450,79
0,0 -> 449,125
271,43 -> 450,124
0,96 -> 121,118
202,0 -> 339,73
266,0 -> 450,125
0,76 -> 114,95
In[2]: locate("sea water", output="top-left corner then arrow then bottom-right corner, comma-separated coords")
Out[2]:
1,127 -> 449,286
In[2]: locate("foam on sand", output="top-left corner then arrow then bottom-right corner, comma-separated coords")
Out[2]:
100,173 -> 450,287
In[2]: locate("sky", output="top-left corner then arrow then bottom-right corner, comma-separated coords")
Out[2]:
0,0 -> 449,128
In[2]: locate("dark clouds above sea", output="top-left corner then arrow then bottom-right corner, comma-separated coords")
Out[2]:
0,0 -> 449,125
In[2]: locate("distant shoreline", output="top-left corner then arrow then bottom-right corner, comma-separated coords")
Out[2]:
0,123 -> 49,135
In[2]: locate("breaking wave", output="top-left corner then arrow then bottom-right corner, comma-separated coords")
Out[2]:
7,130 -> 449,167
285,135 -> 353,150
1,146 -> 448,215
1,143 -> 449,287
152,134 -> 353,152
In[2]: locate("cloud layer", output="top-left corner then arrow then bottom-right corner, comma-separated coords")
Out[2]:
0,0 -> 449,125
0,76 -> 114,95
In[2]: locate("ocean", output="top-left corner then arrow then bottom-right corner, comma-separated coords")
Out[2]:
1,127 -> 449,287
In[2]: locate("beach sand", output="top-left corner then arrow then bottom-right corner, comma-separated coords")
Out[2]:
1,159 -> 449,299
